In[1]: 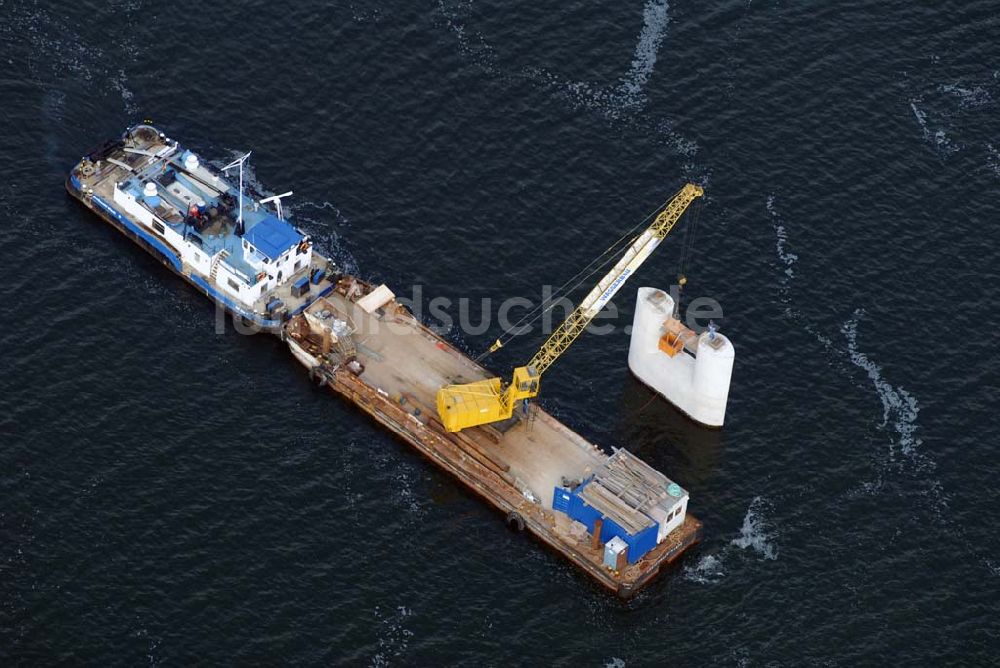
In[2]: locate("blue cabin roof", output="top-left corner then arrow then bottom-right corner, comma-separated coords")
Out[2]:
244,214 -> 302,259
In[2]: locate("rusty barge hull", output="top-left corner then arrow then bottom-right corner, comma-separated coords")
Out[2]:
286,283 -> 702,599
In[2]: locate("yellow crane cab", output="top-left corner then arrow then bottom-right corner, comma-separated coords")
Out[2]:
436,365 -> 540,433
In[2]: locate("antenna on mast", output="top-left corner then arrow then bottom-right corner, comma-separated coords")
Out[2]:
259,191 -> 293,221
222,151 -> 252,235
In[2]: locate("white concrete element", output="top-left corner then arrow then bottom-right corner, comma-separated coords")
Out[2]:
357,284 -> 395,313
628,286 -> 735,427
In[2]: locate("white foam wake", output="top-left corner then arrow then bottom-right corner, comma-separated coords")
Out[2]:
616,0 -> 671,112
293,200 -> 361,277
767,194 -> 797,282
437,0 -> 501,77
909,98 -> 959,155
767,196 -> 926,467
939,82 -> 992,110
765,197 -> 999,576
835,312 -> 1000,577
534,1 -> 671,122
436,0 -> 698,157
112,68 -> 138,116
682,553 -> 726,584
371,605 -> 415,667
3,4 -> 140,116
987,143 -> 1000,178
766,194 -> 808,328
684,497 -> 777,584
842,310 -> 922,460
731,496 -> 779,560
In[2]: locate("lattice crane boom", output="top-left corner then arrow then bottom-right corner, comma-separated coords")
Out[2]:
527,182 -> 703,376
436,183 -> 704,432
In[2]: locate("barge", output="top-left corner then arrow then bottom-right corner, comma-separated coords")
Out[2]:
67,124 -> 702,598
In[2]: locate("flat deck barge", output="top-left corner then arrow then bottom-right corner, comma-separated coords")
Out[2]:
284,281 -> 702,597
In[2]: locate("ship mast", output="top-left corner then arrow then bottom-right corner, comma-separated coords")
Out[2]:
222,151 -> 252,235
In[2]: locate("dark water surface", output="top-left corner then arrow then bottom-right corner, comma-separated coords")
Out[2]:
2,0 -> 999,664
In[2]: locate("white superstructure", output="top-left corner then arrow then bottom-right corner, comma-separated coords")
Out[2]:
628,287 -> 734,427
70,124 -> 337,330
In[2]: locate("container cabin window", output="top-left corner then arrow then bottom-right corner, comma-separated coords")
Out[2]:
152,221 -> 165,234
227,278 -> 240,291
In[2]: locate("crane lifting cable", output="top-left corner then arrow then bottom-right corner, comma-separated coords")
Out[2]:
439,183 -> 704,432
675,193 -> 704,316
677,193 -> 703,282
476,235 -> 638,362
476,186 -> 688,361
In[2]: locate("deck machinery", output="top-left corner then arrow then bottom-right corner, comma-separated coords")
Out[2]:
435,183 -> 704,433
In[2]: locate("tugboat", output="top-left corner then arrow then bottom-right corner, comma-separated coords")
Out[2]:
66,123 -> 339,332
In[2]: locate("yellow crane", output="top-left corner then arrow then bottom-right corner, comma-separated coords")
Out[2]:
435,183 -> 704,432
